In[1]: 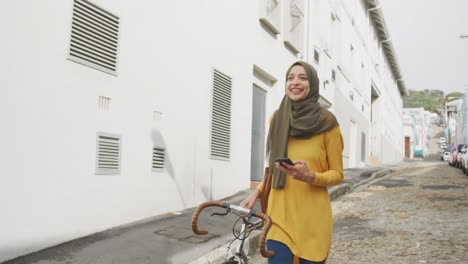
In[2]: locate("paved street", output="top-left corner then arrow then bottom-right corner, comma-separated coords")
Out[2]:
328,162 -> 468,263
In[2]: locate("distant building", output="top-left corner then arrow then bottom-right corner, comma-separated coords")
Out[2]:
452,91 -> 468,145
446,99 -> 462,145
403,108 -> 432,157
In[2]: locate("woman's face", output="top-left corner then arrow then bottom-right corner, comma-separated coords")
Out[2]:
286,65 -> 310,102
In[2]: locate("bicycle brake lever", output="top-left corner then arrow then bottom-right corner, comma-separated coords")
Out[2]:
210,210 -> 229,217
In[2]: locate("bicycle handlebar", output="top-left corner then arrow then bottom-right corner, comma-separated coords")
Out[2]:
191,200 -> 276,258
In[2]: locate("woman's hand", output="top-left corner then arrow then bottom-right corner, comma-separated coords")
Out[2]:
275,160 -> 316,183
240,189 -> 260,209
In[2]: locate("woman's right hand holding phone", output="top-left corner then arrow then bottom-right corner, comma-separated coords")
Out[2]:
275,159 -> 316,184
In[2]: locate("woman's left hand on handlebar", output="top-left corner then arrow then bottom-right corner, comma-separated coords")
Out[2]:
240,189 -> 260,209
275,160 -> 316,183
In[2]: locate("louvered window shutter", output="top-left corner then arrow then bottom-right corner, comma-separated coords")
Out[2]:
95,133 -> 121,175
285,0 -> 304,53
152,148 -> 165,171
68,0 -> 120,75
259,0 -> 281,33
210,69 -> 232,160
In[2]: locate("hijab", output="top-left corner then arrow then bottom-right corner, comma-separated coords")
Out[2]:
266,61 -> 339,189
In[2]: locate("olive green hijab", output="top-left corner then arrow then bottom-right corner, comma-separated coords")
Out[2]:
266,61 -> 339,189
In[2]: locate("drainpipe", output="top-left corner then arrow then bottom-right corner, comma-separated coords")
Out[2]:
367,5 -> 381,16
366,5 -> 381,33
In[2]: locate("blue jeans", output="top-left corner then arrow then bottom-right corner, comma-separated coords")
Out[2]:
266,240 -> 325,264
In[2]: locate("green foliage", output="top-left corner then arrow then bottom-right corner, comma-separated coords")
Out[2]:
445,92 -> 463,102
403,89 -> 445,113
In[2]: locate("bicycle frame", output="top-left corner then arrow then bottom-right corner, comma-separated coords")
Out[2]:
191,201 -> 275,263
225,216 -> 263,263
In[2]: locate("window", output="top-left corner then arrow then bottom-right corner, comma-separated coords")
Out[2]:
68,0 -> 120,75
314,49 -> 320,64
210,69 -> 232,160
284,0 -> 304,53
152,147 -> 165,171
259,0 -> 281,34
95,132 -> 121,175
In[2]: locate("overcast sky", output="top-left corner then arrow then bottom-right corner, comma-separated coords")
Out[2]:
380,0 -> 468,94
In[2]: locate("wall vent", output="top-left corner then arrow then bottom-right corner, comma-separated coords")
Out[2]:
210,69 -> 232,160
68,0 -> 120,75
95,133 -> 121,175
152,147 -> 165,171
153,111 -> 163,121
98,96 -> 110,110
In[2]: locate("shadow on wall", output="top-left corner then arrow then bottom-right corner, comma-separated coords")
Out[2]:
151,129 -> 186,209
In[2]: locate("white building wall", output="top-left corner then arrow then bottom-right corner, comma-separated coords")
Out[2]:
0,0 -> 267,261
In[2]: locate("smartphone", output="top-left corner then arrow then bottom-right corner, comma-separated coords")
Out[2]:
275,158 -> 294,167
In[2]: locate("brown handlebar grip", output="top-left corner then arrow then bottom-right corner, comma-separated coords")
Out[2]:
191,200 -> 226,235
254,211 -> 276,258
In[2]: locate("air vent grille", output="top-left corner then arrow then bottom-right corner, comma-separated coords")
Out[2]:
96,133 -> 121,175
69,0 -> 120,75
152,148 -> 165,170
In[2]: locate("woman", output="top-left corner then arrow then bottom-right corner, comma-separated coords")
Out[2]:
241,61 -> 344,264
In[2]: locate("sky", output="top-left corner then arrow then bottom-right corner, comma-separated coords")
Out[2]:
380,0 -> 468,94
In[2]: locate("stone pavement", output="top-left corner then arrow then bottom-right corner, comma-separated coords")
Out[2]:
328,161 -> 468,263
1,163 -> 412,264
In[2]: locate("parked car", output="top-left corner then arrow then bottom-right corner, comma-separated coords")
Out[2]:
458,145 -> 468,171
460,149 -> 468,173
440,148 -> 449,161
448,149 -> 456,166
453,144 -> 467,168
443,150 -> 450,161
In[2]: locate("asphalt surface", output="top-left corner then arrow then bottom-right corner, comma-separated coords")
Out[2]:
1,163 -> 411,264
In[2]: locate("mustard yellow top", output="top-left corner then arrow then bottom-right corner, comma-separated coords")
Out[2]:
257,126 -> 344,261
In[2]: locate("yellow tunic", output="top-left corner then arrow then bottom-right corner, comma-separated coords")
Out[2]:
257,126 -> 344,261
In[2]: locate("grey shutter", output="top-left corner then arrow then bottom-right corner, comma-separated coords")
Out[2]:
210,69 -> 232,160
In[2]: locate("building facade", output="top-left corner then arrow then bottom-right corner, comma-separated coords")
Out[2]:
403,108 -> 432,157
446,99 -> 462,145
0,0 -> 406,261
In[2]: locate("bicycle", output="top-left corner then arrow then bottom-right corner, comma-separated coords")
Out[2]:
191,201 -> 275,264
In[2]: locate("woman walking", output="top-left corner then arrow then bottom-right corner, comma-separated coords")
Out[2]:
241,61 -> 344,264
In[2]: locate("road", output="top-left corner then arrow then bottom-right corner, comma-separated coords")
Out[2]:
328,161 -> 467,263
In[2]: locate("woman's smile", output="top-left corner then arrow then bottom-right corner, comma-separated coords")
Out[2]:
286,65 -> 310,101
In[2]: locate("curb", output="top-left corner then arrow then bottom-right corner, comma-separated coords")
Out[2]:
188,164 -> 411,264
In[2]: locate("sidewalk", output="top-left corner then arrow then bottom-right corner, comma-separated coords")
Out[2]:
1,163 -> 412,264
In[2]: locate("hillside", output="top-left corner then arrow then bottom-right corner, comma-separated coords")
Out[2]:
403,89 -> 446,113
